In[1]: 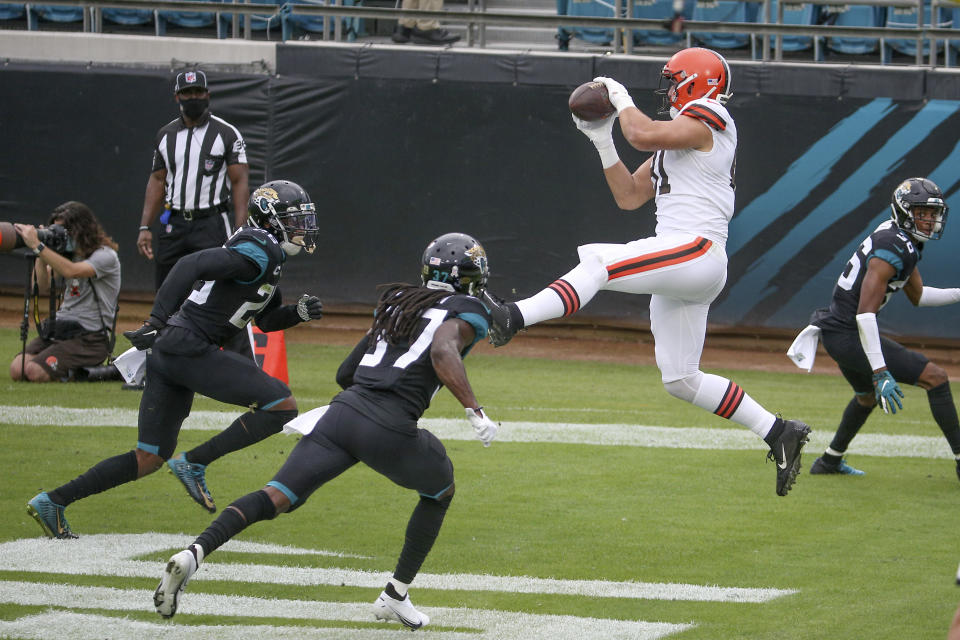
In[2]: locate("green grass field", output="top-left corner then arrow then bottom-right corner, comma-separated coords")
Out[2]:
1,326 -> 958,639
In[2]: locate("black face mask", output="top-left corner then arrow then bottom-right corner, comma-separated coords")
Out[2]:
179,97 -> 209,121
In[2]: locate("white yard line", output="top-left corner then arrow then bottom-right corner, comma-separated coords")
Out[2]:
0,599 -> 690,640
0,534 -> 795,603
0,533 -> 722,640
1,404 -> 952,459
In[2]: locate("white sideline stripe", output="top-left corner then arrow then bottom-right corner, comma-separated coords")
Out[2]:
0,535 -> 794,603
2,404 -> 953,459
0,589 -> 692,640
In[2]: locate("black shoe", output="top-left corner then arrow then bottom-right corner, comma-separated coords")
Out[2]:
391,25 -> 412,43
809,456 -> 864,476
411,27 -> 460,45
955,458 -> 960,484
481,290 -> 519,347
767,420 -> 811,496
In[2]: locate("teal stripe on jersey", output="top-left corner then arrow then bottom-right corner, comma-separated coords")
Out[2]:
870,248 -> 904,274
231,241 -> 269,283
458,311 -> 489,344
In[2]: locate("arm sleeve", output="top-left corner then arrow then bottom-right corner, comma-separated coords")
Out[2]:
855,312 -> 886,371
917,286 -> 960,307
336,335 -> 370,390
254,291 -> 303,333
150,247 -> 258,324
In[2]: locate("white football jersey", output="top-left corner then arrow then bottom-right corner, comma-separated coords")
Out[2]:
649,97 -> 737,246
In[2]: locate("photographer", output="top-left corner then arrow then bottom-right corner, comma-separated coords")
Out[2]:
8,201 -> 121,383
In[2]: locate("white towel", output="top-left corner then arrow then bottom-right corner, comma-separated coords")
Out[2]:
113,347 -> 147,385
786,324 -> 821,372
282,405 -> 330,436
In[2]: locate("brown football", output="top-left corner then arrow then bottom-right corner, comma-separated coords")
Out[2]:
568,81 -> 615,121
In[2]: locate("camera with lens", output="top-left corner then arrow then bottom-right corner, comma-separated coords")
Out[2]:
0,221 -> 75,258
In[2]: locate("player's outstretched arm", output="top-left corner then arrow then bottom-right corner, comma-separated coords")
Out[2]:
432,318 -> 497,447
908,267 -> 960,307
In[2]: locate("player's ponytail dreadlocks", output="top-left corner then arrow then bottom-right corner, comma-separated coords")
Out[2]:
369,283 -> 450,345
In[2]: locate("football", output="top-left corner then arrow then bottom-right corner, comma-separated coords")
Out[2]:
568,81 -> 615,121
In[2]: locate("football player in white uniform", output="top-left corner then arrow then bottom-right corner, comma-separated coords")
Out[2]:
485,47 -> 812,497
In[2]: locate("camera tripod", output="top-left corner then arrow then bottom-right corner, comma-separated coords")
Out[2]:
18,253 -> 62,381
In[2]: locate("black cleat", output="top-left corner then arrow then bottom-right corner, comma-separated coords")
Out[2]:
481,290 -> 519,347
810,456 -> 864,476
767,420 -> 811,496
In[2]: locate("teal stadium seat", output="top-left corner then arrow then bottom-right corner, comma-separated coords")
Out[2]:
102,7 -> 154,25
632,0 -> 693,46
28,3 -> 85,28
821,4 -> 885,55
0,3 -> 24,19
882,0 -> 952,61
281,0 -> 362,41
557,0 -> 615,47
757,0 -> 819,52
691,0 -> 757,49
156,0 -> 224,36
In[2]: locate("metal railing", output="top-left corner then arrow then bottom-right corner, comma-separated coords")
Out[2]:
7,0 -> 960,67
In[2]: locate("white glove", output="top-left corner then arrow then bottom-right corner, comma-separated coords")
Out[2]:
593,76 -> 636,114
572,114 -> 619,169
465,407 -> 498,447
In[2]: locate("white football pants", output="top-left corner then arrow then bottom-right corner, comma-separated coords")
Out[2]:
515,233 -> 776,437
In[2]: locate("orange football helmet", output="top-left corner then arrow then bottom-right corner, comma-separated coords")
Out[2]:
657,47 -> 732,115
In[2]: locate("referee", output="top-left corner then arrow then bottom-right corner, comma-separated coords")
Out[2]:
135,69 -> 253,367
136,69 -> 250,289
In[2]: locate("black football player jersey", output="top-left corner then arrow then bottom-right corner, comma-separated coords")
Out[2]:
814,220 -> 921,331
335,293 -> 491,431
169,227 -> 287,345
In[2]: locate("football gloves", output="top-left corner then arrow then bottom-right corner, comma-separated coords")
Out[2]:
593,76 -> 636,113
124,320 -> 162,350
465,407 -> 498,447
296,294 -> 323,322
572,113 -> 619,169
872,370 -> 904,414
572,112 -> 616,146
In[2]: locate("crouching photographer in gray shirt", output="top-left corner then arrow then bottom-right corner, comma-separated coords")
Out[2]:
8,201 -> 121,382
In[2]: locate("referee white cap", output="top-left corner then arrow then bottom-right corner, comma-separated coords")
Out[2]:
175,70 -> 207,93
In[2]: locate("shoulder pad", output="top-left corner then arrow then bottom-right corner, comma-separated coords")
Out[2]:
227,227 -> 280,249
680,98 -> 728,132
227,228 -> 284,270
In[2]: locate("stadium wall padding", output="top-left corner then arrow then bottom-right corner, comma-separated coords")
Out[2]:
0,49 -> 958,338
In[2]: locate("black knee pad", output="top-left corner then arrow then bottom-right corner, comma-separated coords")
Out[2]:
229,489 -> 277,522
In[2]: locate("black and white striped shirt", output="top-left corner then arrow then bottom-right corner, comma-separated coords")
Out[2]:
151,112 -> 247,211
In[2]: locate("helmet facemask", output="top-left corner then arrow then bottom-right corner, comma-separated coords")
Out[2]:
248,183 -> 319,256
272,203 -> 318,256
891,177 -> 949,243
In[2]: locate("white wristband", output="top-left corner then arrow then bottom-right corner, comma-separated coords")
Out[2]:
594,139 -> 620,169
855,312 -> 886,371
610,93 -> 636,115
917,286 -> 960,307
